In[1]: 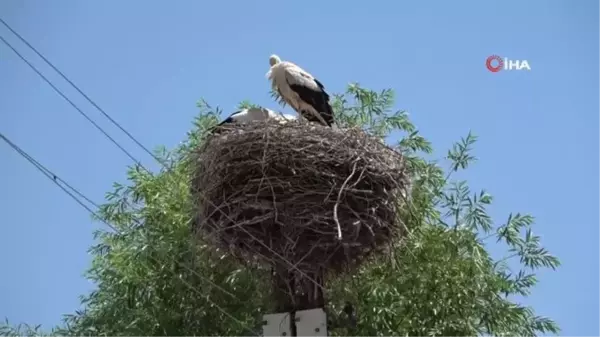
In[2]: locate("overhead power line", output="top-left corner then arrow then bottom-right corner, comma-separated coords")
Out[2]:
0,34 -> 144,168
0,131 -> 258,335
0,132 -> 115,231
0,18 -> 327,295
0,17 -> 164,167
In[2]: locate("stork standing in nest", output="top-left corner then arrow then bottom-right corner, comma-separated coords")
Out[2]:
266,54 -> 335,127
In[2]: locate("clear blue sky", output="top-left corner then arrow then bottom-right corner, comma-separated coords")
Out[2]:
0,0 -> 597,335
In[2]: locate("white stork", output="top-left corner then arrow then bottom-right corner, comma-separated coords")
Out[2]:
217,107 -> 282,125
213,107 -> 294,134
266,54 -> 334,127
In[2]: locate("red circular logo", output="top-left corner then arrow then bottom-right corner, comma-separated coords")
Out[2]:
486,55 -> 503,72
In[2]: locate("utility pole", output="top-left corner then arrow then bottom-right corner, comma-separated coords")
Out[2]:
262,267 -> 328,336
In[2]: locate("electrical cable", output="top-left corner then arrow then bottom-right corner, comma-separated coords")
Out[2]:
0,132 -> 259,336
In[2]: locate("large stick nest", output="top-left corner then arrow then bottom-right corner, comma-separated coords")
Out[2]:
191,120 -> 411,275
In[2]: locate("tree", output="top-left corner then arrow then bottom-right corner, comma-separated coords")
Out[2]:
1,84 -> 560,336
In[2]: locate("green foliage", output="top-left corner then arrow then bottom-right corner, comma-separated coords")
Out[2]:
1,84 -> 559,336
237,100 -> 261,110
0,320 -> 52,337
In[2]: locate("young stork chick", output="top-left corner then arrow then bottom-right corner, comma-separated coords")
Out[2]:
217,107 -> 287,126
212,107 -> 293,135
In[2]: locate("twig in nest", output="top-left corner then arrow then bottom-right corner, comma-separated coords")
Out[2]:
334,159 -> 360,241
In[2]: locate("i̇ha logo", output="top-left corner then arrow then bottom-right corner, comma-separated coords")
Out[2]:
486,55 -> 531,73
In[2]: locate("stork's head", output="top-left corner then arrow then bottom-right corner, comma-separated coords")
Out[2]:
269,54 -> 281,66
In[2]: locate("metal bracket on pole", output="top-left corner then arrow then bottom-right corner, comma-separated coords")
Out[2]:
262,308 -> 327,337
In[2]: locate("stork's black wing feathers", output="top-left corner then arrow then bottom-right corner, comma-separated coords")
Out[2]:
288,78 -> 334,127
313,79 -> 330,100
217,116 -> 235,126
209,111 -> 241,135
217,109 -> 243,126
